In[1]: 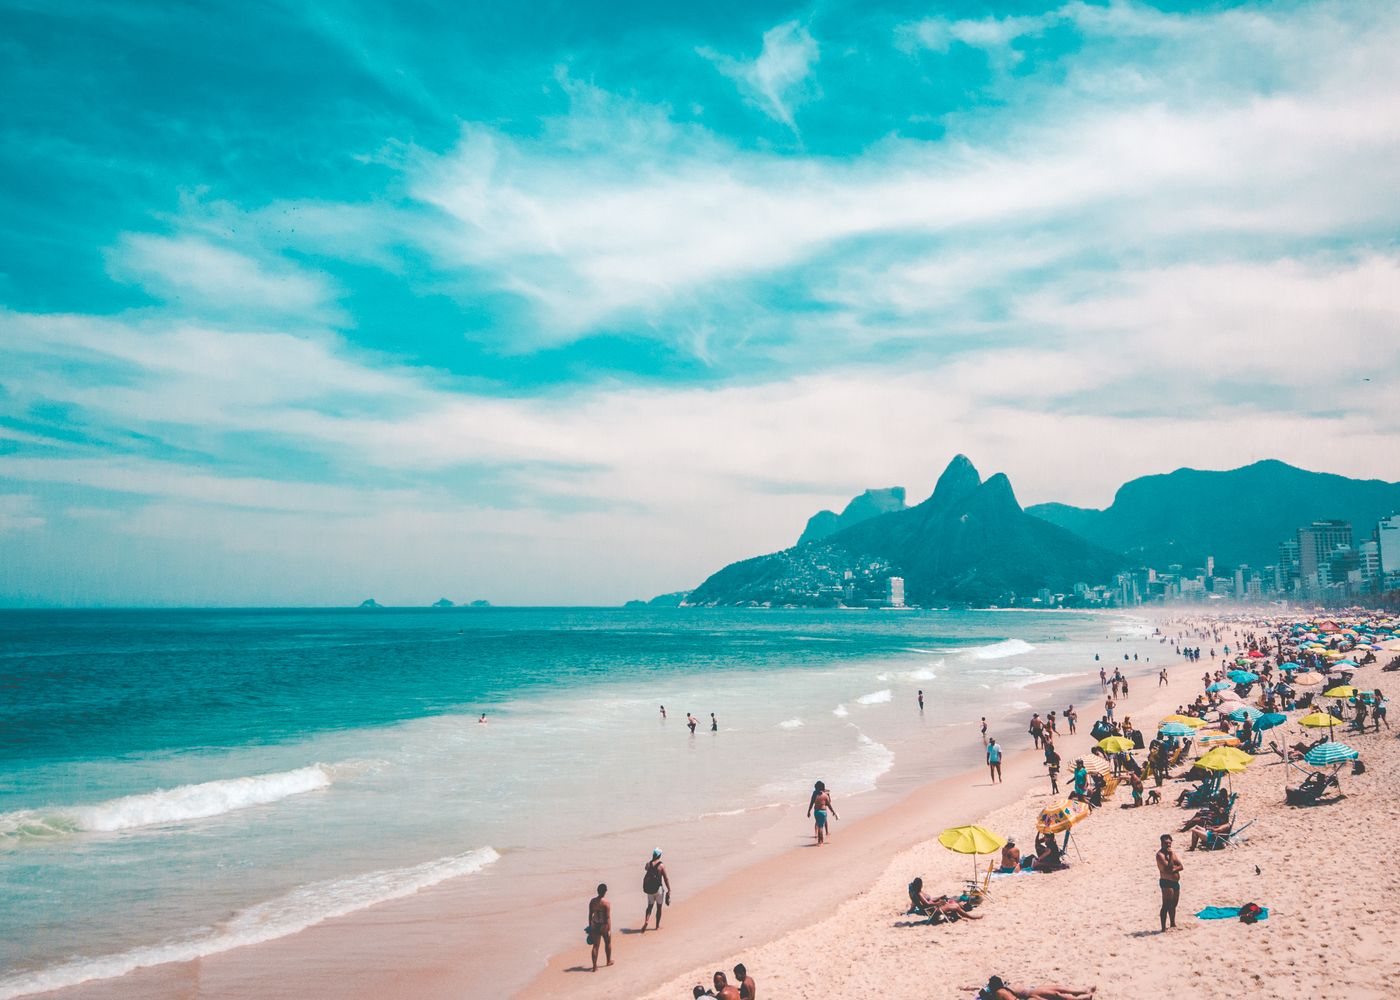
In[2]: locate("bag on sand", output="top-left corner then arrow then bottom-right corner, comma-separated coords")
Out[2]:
1239,902 -> 1263,924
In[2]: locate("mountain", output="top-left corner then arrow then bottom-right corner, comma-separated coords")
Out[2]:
688,456 -> 1123,607
1027,460 -> 1400,570
797,487 -> 907,545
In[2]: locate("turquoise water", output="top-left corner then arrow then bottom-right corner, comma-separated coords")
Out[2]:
0,607 -> 1148,997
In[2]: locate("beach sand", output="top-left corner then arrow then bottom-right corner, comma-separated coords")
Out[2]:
614,628 -> 1400,1000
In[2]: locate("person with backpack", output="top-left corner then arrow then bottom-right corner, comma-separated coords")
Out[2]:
641,848 -> 670,931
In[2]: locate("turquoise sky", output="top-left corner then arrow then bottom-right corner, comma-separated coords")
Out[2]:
1,0 -> 1398,605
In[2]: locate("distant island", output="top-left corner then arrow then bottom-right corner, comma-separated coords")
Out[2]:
358,599 -> 383,609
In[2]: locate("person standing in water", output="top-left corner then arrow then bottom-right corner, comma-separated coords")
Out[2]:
710,713 -> 718,732
587,883 -> 612,970
807,781 -> 838,845
686,713 -> 698,734
918,689 -> 924,712
640,849 -> 670,932
660,705 -> 667,720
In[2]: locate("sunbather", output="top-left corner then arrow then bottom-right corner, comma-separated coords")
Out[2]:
998,840 -> 1021,873
1186,819 -> 1233,851
907,878 -> 982,921
966,975 -> 1096,999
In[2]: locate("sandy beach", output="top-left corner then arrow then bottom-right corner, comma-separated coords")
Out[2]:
615,618 -> 1400,1000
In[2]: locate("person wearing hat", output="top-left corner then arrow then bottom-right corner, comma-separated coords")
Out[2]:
997,838 -> 1020,873
641,848 -> 670,931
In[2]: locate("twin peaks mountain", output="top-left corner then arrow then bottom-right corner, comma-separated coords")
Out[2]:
686,456 -> 1400,608
689,456 -> 1121,607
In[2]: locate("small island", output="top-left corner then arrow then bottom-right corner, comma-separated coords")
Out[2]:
358,598 -> 383,609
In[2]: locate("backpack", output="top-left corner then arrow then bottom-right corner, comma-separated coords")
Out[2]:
643,861 -> 663,894
1239,902 -> 1262,924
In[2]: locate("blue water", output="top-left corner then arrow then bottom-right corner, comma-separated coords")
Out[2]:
0,607 -> 1148,997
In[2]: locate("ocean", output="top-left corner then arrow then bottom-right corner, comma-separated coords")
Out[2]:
0,607 -> 1153,997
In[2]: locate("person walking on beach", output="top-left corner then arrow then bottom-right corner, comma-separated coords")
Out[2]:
660,705 -> 667,720
918,689 -> 924,712
1046,750 -> 1061,795
587,883 -> 612,970
1156,834 -> 1183,932
1065,705 -> 1077,735
1099,666 -> 1107,687
1104,696 -> 1115,722
1158,668 -> 1168,687
807,781 -> 838,845
981,717 -> 988,744
1028,713 -> 1043,749
734,963 -> 757,1000
710,713 -> 718,732
986,738 -> 1003,783
686,713 -> 698,734
640,849 -> 670,932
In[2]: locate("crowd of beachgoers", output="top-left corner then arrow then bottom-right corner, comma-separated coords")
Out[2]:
633,609 -> 1400,1000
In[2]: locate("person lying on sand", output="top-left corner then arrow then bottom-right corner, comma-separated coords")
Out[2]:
908,877 -> 982,921
965,975 -> 1096,999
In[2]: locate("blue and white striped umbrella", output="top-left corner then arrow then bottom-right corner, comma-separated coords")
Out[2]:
1207,681 -> 1233,692
1304,742 -> 1359,766
1227,706 -> 1262,722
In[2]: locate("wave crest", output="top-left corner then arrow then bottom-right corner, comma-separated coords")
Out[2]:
970,639 -> 1036,660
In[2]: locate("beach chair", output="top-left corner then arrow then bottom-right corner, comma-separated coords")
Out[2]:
963,862 -> 994,903
1221,819 -> 1255,848
1285,771 -> 1341,806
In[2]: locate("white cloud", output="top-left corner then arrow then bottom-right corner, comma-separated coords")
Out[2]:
0,495 -> 45,535
701,21 -> 819,128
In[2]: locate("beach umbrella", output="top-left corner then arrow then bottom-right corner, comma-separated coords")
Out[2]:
1078,755 -> 1112,776
1297,711 -> 1344,730
1227,706 -> 1262,722
938,825 -> 1007,880
1163,714 -> 1207,729
1323,685 -> 1358,699
1098,736 -> 1135,754
1334,660 -> 1359,669
1255,712 -> 1287,731
1207,681 -> 1233,693
1197,731 -> 1242,749
1036,800 -> 1090,834
1247,650 -> 1265,658
1279,662 -> 1301,671
1158,722 -> 1194,737
1304,742 -> 1358,766
1196,746 -> 1254,772
1228,670 -> 1258,684
1293,671 -> 1324,687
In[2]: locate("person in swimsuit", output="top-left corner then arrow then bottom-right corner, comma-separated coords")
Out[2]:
587,883 -> 612,970
966,976 -> 1096,999
686,713 -> 698,734
918,689 -> 924,712
986,738 -> 1002,783
640,848 -> 670,931
660,705 -> 666,719
807,780 -> 838,845
981,717 -> 988,744
1156,834 -> 1182,931
710,713 -> 718,732
711,971 -> 741,1000
734,963 -> 756,1000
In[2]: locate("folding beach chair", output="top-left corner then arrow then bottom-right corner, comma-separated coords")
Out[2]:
1222,819 -> 1255,848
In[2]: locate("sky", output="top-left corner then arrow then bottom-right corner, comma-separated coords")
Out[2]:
1,0 -> 1398,606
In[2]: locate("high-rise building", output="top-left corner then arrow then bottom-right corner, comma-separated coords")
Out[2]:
1298,520 -> 1352,583
886,576 -> 905,608
1379,515 -> 1400,588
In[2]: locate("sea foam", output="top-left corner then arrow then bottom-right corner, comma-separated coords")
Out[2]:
0,847 -> 500,1000
856,689 -> 892,705
0,765 -> 334,841
969,639 -> 1036,660
777,718 -> 804,729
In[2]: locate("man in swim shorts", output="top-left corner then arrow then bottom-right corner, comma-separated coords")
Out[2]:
807,780 -> 838,845
986,738 -> 1003,783
587,883 -> 612,970
1156,833 -> 1182,931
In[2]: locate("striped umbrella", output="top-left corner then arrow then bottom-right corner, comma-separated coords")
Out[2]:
1226,705 -> 1262,722
1158,722 -> 1194,737
1163,714 -> 1207,729
1207,681 -> 1233,692
1293,671 -> 1324,687
1304,742 -> 1358,766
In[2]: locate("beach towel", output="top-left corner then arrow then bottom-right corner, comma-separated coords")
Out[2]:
1195,905 -> 1269,921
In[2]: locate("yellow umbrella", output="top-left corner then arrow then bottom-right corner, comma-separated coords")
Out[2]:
1163,714 -> 1207,729
1036,800 -> 1090,834
1097,736 -> 1135,754
1323,686 -> 1357,698
1298,711 -> 1344,728
938,824 -> 1007,880
1196,746 -> 1253,772
1324,650 -> 1344,659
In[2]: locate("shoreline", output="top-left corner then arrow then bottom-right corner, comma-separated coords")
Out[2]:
20,613 -> 1158,1000
519,625 -> 1180,999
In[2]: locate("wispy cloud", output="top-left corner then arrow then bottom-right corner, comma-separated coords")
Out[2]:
700,20 -> 819,129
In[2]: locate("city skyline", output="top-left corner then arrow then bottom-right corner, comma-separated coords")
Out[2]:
3,0 -> 1400,606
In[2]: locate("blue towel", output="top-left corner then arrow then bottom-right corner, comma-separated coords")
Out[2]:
1195,905 -> 1269,921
